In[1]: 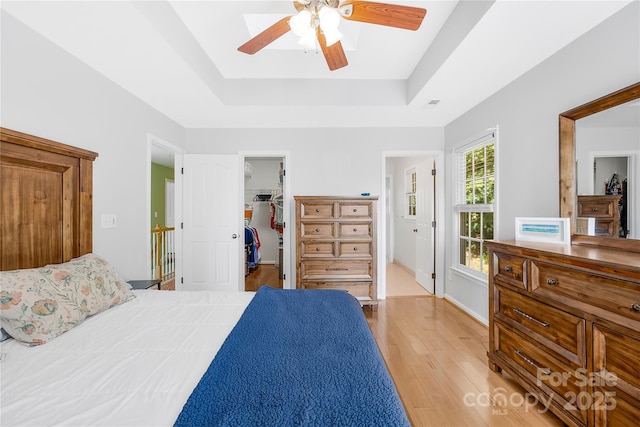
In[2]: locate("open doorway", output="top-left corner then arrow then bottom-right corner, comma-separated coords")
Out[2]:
385,156 -> 433,296
592,154 -> 636,238
147,134 -> 183,290
242,154 -> 290,291
381,151 -> 445,299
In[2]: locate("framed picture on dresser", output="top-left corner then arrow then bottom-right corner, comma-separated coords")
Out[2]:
515,217 -> 571,244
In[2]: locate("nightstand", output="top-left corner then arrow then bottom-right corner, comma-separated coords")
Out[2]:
127,279 -> 161,290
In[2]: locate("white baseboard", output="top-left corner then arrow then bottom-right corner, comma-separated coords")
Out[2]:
443,294 -> 488,326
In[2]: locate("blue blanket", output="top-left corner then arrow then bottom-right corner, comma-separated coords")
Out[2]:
174,287 -> 410,426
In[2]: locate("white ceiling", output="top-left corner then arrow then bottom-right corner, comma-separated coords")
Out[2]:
1,0 -> 633,129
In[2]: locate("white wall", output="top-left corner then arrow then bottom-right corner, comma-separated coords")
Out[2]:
1,12 -> 186,280
443,2 -> 640,324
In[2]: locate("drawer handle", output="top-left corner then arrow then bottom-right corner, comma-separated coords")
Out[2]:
315,209 -> 320,213
515,349 -> 551,376
592,207 -> 599,212
631,303 -> 640,312
353,208 -> 357,213
315,228 -> 320,232
353,247 -> 358,251
504,266 -> 513,272
316,247 -> 321,252
326,268 -> 349,271
514,308 -> 550,328
353,228 -> 358,232
546,278 -> 559,285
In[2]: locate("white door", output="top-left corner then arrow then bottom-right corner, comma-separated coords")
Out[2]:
415,158 -> 435,293
183,154 -> 240,292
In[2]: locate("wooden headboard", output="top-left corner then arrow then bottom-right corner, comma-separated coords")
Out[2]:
0,128 -> 98,270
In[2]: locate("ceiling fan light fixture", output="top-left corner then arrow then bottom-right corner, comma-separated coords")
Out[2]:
319,6 -> 343,46
298,28 -> 317,51
289,10 -> 313,37
321,27 -> 343,47
319,6 -> 340,28
239,0 -> 426,70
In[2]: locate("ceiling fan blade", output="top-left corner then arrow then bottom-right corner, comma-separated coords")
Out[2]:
317,27 -> 348,71
238,16 -> 292,55
341,1 -> 426,31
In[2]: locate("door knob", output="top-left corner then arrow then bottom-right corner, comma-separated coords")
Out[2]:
232,234 -> 238,239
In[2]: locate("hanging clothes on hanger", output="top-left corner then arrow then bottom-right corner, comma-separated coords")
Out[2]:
606,173 -> 622,195
244,225 -> 261,267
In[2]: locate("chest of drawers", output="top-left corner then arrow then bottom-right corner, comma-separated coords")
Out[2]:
487,241 -> 640,426
577,195 -> 621,237
294,196 -> 378,307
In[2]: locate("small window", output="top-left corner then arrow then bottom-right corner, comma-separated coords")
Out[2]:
454,131 -> 496,275
406,168 -> 417,218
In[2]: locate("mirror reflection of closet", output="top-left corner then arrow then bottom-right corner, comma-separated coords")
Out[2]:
243,157 -> 285,291
593,156 -> 629,238
594,157 -> 628,194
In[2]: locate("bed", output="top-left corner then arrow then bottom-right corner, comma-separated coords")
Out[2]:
0,128 -> 409,426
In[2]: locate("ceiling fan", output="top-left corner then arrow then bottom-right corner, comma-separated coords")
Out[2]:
238,0 -> 427,71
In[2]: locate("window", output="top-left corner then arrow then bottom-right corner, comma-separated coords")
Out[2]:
405,168 -> 417,217
455,131 -> 496,275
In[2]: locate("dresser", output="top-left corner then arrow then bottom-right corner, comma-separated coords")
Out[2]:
294,196 -> 378,308
487,240 -> 640,426
577,195 -> 621,237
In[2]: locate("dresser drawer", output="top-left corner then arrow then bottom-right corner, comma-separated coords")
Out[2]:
495,286 -> 585,367
300,241 -> 335,257
492,251 -> 527,290
578,199 -> 616,219
593,220 -> 615,237
300,222 -> 334,239
339,222 -> 372,239
593,325 -> 640,404
531,261 -> 640,325
300,260 -> 372,280
495,323 -> 588,423
301,281 -> 372,298
339,203 -> 372,218
593,388 -> 640,427
338,242 -> 372,258
299,202 -> 335,219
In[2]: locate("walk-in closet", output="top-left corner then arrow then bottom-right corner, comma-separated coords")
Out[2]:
244,157 -> 284,290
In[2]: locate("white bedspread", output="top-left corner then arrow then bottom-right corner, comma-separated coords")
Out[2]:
0,290 -> 254,426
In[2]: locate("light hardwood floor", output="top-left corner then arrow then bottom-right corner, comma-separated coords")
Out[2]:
364,298 -> 564,427
386,261 -> 431,297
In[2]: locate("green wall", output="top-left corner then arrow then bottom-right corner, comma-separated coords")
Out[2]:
151,163 -> 174,229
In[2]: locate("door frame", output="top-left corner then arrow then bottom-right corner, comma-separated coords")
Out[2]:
381,150 -> 445,298
239,151 -> 292,290
588,150 -> 638,239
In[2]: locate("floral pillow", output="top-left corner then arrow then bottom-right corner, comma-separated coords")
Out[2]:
0,254 -> 135,345
38,253 -> 135,317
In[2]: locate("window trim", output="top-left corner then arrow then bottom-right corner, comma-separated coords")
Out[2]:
405,167 -> 417,219
453,128 -> 498,278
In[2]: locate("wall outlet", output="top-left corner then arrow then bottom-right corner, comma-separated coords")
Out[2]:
101,214 -> 117,228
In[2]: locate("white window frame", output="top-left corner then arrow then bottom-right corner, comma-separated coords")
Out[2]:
405,167 -> 417,219
453,128 -> 498,280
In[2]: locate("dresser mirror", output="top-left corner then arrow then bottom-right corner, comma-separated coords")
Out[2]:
559,81 -> 640,252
